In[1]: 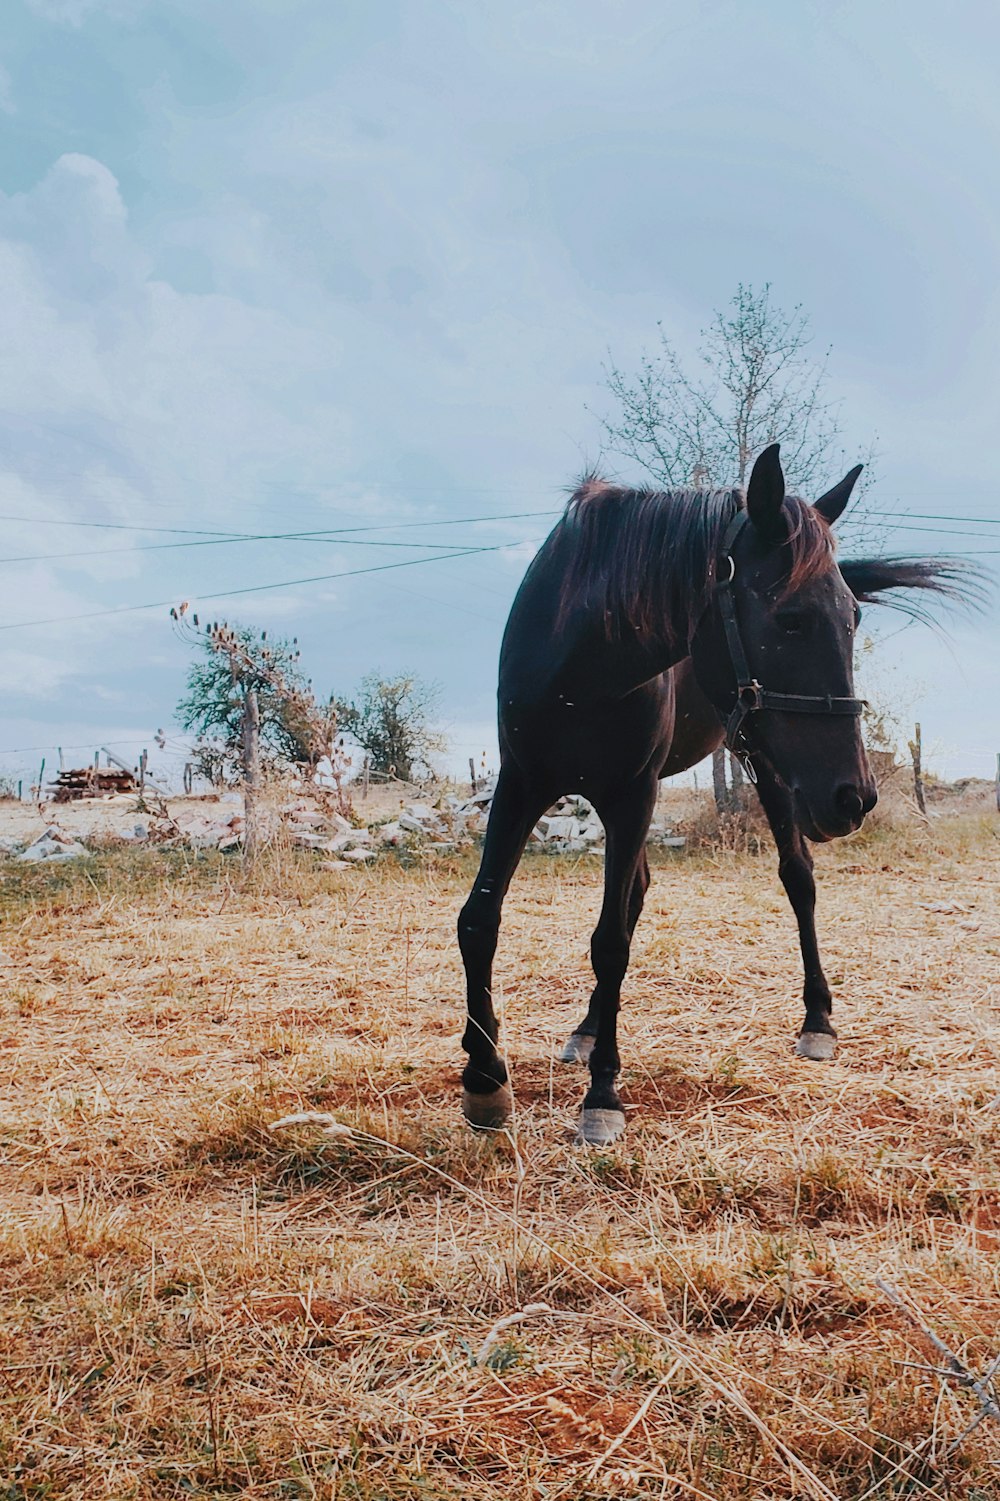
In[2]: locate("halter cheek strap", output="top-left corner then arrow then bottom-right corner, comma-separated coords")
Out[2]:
715,510 -> 866,781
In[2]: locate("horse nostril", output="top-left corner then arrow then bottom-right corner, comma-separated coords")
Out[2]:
861,783 -> 878,816
835,784 -> 866,824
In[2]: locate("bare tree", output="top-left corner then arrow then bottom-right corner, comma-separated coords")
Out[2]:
599,282 -> 874,810
173,610 -> 354,830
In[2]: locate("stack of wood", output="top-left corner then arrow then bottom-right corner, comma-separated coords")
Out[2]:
51,767 -> 137,802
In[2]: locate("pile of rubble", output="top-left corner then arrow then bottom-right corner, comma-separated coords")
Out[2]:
1,826 -> 92,863
147,797 -> 244,852
370,780 -> 684,855
279,798 -> 377,870
385,785 -> 611,853
144,780 -> 678,864
0,781 -> 684,866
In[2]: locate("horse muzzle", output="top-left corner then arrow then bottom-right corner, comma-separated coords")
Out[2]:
795,780 -> 877,842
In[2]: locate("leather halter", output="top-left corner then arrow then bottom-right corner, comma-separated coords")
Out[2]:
715,509 -> 865,782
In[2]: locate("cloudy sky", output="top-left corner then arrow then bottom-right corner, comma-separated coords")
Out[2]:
0,0 -> 998,789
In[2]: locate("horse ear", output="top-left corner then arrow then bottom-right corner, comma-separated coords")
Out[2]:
746,443 -> 785,537
814,464 -> 864,525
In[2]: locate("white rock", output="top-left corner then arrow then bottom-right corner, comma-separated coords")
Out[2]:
288,809 -> 327,828
539,815 -> 578,841
19,833 -> 89,863
399,812 -> 440,836
404,801 -> 440,824
342,847 -> 376,862
180,819 -> 236,849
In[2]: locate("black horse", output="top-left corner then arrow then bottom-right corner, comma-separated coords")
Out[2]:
458,443 -> 969,1144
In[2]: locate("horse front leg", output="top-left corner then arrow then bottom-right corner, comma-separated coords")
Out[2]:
458,765 -> 549,1128
754,767 -> 837,1061
560,851 -> 650,1064
576,779 -> 658,1145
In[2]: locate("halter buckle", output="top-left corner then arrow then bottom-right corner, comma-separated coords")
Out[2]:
737,681 -> 763,712
733,746 -> 758,784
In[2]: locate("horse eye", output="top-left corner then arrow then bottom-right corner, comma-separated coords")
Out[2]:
774,610 -> 809,635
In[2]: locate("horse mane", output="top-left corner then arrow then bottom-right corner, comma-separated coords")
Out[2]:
838,557 -> 988,626
555,474 -> 835,642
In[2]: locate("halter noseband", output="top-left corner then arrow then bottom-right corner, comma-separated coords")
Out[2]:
715,509 -> 865,782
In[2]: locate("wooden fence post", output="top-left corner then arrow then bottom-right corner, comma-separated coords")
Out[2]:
728,751 -> 745,807
908,722 -> 927,817
469,756 -> 478,794
995,753 -> 1000,814
362,754 -> 370,801
242,689 -> 261,865
712,746 -> 729,814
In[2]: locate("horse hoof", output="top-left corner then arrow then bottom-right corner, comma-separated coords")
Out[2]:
462,1084 -> 513,1130
796,1031 -> 837,1062
576,1108 -> 626,1146
559,1033 -> 595,1065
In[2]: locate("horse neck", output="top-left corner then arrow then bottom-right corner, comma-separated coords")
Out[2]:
502,511 -> 713,706
545,611 -> 691,702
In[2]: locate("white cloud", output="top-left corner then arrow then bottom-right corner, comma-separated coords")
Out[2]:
0,153 -> 368,728
0,154 -> 353,525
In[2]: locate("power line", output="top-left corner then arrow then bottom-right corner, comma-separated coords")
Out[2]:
0,538 -> 539,634
0,513 -> 243,538
864,508 -> 1000,527
4,512 -> 998,568
0,534 -> 492,565
850,521 -> 1000,541
0,506 -> 559,538
3,500 -> 998,551
18,517 -> 1000,571
0,507 -> 561,568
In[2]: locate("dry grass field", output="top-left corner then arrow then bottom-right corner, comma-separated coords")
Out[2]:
2,805 -> 999,1499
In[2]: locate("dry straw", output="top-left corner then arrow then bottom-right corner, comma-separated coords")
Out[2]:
1,797 -> 999,1498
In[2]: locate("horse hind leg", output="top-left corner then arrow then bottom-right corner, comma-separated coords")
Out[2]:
458,767 -> 548,1129
561,852 -> 649,1066
576,785 -> 656,1145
